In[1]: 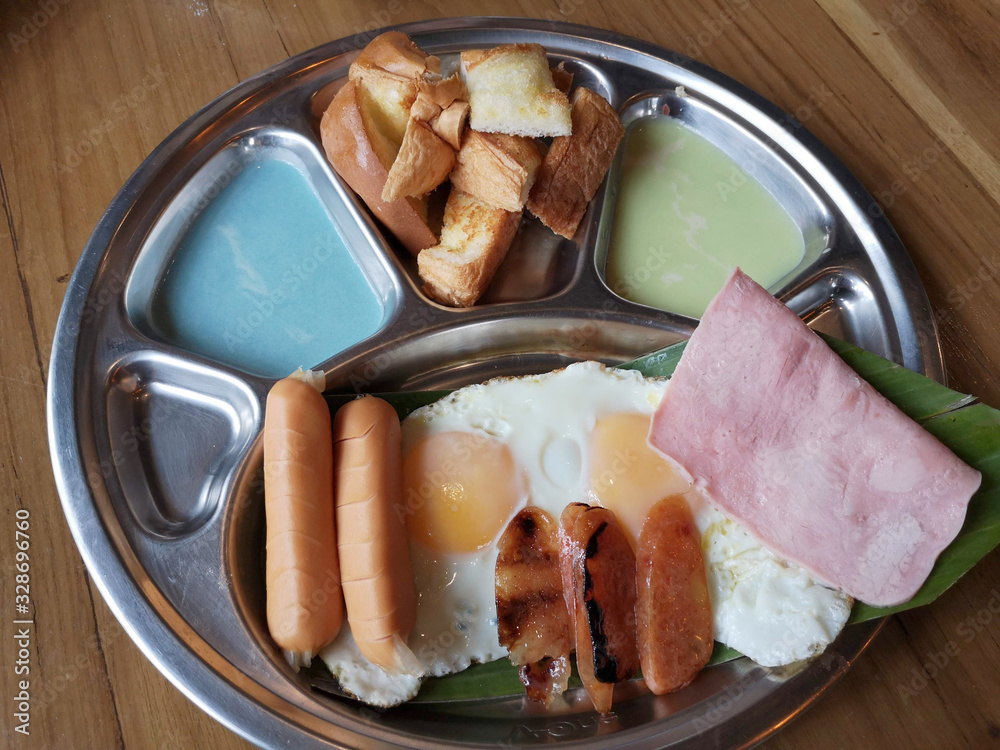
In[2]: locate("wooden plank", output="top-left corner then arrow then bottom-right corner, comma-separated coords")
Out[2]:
818,0 -> 1000,203
0,158 -> 124,748
0,1 -> 997,747
90,593 -> 252,750
0,0 -> 258,746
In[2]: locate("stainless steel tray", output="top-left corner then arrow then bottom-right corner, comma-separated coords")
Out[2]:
48,17 -> 943,750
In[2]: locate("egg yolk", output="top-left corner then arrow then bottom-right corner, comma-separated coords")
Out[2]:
402,431 -> 522,553
588,412 -> 691,548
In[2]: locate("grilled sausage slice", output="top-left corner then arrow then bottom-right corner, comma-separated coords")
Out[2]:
568,506 -> 639,714
637,495 -> 713,694
558,502 -> 590,637
496,507 -> 572,704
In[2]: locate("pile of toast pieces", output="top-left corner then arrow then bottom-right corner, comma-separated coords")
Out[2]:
320,32 -> 625,307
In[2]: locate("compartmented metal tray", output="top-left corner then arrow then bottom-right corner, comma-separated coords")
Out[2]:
48,17 -> 943,750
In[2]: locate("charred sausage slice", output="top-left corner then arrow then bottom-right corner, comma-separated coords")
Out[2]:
496,507 -> 572,704
569,506 -> 639,714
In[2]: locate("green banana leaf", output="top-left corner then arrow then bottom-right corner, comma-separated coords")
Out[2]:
413,642 -> 744,702
324,334 -> 1000,701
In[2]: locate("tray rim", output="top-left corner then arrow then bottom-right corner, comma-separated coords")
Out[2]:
47,15 -> 942,750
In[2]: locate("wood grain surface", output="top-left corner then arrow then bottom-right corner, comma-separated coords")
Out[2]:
2,1 -> 999,748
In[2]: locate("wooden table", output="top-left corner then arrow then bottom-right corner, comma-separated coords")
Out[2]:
2,1 -> 998,747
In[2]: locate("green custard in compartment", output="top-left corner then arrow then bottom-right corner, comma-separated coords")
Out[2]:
150,160 -> 384,378
606,117 -> 805,319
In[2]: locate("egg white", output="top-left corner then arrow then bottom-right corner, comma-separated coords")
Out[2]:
321,362 -> 852,705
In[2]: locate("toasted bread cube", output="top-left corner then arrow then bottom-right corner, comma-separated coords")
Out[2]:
381,71 -> 469,201
418,189 -> 522,307
449,131 -> 542,212
431,101 -> 470,150
381,119 -> 455,201
349,32 -> 441,150
417,73 -> 467,109
527,87 -> 625,239
353,83 -> 407,173
409,91 -> 441,123
408,75 -> 470,151
460,44 -> 571,137
321,81 -> 436,255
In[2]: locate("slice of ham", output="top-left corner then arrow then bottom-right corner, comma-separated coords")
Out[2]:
648,269 -> 981,607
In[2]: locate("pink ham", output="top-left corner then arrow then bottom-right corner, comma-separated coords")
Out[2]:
648,269 -> 981,607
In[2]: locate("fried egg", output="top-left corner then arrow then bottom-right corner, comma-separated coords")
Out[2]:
321,362 -> 850,706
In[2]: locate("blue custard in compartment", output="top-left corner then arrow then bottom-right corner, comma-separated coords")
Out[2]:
150,160 -> 384,378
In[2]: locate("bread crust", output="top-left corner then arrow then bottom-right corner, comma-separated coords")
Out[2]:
348,31 -> 441,147
350,31 -> 439,80
381,73 -> 469,201
550,63 -> 573,95
418,188 -> 521,307
417,73 -> 466,108
527,87 -> 625,239
450,131 -> 542,212
460,44 -> 571,138
320,81 -> 437,255
431,101 -> 470,150
382,118 -> 455,202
